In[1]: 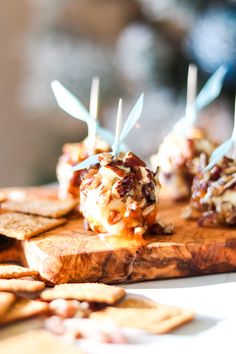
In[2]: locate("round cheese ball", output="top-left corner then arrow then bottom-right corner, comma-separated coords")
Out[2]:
79,151 -> 161,237
191,156 -> 236,226
151,128 -> 217,201
56,137 -> 110,199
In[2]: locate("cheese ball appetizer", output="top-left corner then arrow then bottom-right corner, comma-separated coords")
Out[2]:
79,151 -> 170,237
151,128 -> 217,201
190,156 -> 236,226
57,137 -> 110,199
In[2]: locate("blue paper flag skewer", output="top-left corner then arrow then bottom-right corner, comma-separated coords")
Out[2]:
51,80 -> 127,150
72,93 -> 144,172
205,96 -> 236,170
173,65 -> 228,134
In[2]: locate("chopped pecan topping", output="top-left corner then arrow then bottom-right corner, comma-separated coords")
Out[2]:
210,165 -> 222,181
114,173 -> 136,198
142,205 -> 154,216
191,156 -> 236,226
108,210 -> 122,225
135,167 -> 150,184
142,182 -> 156,202
124,152 -> 146,168
126,196 -> 138,210
98,153 -> 113,166
105,164 -> 127,178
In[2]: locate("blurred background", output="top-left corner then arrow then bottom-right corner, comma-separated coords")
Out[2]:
0,0 -> 235,187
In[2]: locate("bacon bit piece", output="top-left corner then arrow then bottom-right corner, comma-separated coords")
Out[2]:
108,210 -> 122,225
124,152 -> 146,168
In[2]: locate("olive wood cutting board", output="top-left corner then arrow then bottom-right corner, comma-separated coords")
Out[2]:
1,186 -> 236,284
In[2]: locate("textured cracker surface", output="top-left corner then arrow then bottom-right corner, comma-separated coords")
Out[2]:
0,330 -> 84,353
41,282 -> 126,304
91,305 -> 194,334
1,198 -> 77,218
0,212 -> 66,240
0,298 -> 48,324
0,279 -> 45,292
0,264 -> 39,278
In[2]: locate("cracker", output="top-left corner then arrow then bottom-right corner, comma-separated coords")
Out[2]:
0,212 -> 66,240
0,299 -> 48,325
41,283 -> 126,304
117,296 -> 157,309
0,330 -> 84,354
91,306 -> 194,334
0,279 -> 45,292
0,292 -> 16,317
1,198 -> 77,218
0,264 -> 39,279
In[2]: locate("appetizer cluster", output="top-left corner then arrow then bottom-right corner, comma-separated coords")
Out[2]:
80,152 -> 162,237
151,128 -> 217,201
53,64 -> 230,233
191,156 -> 236,226
57,137 -> 109,199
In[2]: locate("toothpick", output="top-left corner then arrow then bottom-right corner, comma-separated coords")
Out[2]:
113,98 -> 123,156
88,77 -> 100,154
232,96 -> 236,141
186,64 -> 198,120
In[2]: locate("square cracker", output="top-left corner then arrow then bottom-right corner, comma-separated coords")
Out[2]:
0,299 -> 48,325
0,330 -> 84,354
1,198 -> 78,218
0,292 -> 16,317
0,279 -> 45,292
117,296 -> 158,309
0,264 -> 39,279
41,283 -> 126,305
91,305 -> 194,334
0,212 -> 66,240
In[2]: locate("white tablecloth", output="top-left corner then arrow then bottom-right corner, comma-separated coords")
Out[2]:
1,273 -> 234,353
81,273 -> 236,354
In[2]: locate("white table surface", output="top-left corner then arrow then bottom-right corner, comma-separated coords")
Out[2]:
79,272 -> 236,354
1,273 -> 235,354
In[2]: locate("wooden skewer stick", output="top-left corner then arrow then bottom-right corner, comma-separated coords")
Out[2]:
113,98 -> 123,156
186,64 -> 198,121
88,77 -> 100,154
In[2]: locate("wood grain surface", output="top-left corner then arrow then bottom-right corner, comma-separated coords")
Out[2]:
1,187 -> 236,284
